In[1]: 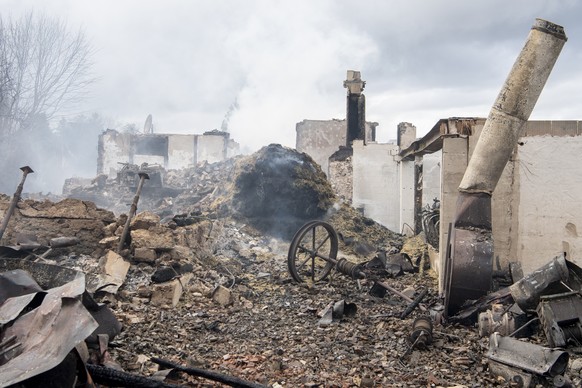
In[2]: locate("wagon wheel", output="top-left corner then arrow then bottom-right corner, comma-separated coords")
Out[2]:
287,221 -> 338,283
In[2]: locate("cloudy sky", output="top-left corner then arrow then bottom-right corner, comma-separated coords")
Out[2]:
3,0 -> 581,152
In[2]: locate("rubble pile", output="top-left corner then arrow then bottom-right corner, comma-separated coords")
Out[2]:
65,144 -> 334,238
0,195 -> 115,256
329,203 -> 404,258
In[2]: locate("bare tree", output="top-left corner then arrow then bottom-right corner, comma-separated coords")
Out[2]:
0,12 -> 94,135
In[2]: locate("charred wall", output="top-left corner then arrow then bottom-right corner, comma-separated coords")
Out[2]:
97,129 -> 240,176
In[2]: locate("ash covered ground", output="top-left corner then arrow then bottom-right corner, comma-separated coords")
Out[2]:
2,144 -> 582,387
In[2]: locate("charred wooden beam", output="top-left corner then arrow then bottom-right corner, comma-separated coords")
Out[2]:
151,357 -> 268,388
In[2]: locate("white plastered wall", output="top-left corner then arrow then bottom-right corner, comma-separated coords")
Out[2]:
352,140 -> 400,232
99,131 -> 132,176
168,135 -> 196,170
197,135 -> 226,164
515,135 -> 582,273
422,151 -> 442,207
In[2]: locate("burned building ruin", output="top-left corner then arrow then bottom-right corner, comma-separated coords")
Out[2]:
98,127 -> 240,177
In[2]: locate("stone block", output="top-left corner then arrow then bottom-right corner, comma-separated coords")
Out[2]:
102,222 -> 118,237
170,245 -> 194,261
150,274 -> 192,308
130,211 -> 160,230
133,247 -> 157,263
212,285 -> 232,307
131,226 -> 174,249
91,250 -> 130,293
99,236 -> 118,250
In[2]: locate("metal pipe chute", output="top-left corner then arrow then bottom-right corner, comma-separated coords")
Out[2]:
445,19 -> 567,317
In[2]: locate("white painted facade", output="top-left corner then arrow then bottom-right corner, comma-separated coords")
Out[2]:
514,135 -> 582,273
352,141 -> 401,232
422,151 -> 441,207
167,135 -> 196,170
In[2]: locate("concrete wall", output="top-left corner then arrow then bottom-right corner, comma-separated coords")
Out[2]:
399,160 -> 415,235
296,119 -> 346,175
133,155 -> 165,167
197,134 -> 226,164
98,130 -> 132,176
352,140 -> 400,232
431,120 -> 582,288
168,135 -> 196,170
296,119 -> 377,175
98,129 -> 238,175
438,137 -> 469,283
422,151 -> 441,207
515,135 -> 582,273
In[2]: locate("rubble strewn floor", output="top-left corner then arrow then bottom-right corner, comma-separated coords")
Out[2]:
52,216 -> 566,388
4,145 -> 582,387
57,220 -> 496,387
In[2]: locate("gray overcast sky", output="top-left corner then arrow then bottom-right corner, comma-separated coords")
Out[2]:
3,0 -> 581,152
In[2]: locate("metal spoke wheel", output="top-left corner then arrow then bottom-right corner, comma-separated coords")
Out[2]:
287,221 -> 338,283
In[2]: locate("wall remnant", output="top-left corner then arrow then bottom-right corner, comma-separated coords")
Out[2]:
97,128 -> 239,177
344,70 -> 367,146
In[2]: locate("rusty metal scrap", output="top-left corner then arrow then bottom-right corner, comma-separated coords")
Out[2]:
116,162 -> 162,188
537,291 -> 582,348
486,333 -> 569,378
409,316 -> 433,349
509,254 -> 569,312
117,171 -> 150,253
479,304 -> 514,337
0,259 -> 99,386
318,299 -> 357,326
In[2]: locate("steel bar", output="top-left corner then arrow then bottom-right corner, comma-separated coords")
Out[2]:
375,281 -> 428,312
0,166 -> 34,242
117,172 -> 149,253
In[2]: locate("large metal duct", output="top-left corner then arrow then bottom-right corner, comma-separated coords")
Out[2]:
445,19 -> 567,317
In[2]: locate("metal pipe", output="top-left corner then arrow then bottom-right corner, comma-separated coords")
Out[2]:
445,19 -> 567,317
117,172 -> 149,253
0,166 -> 34,242
459,19 -> 567,194
487,332 -> 569,377
509,254 -> 569,311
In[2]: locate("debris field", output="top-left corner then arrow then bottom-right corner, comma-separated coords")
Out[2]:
1,144 -> 582,387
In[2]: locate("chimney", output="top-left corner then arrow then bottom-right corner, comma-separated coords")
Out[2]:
344,70 -> 366,147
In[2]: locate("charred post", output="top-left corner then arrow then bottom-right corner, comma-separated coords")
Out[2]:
445,19 -> 568,317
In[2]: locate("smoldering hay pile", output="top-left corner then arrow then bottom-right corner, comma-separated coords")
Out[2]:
178,143 -> 402,249
205,144 -> 336,239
